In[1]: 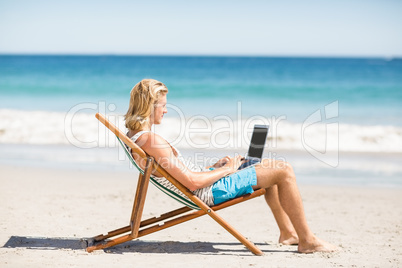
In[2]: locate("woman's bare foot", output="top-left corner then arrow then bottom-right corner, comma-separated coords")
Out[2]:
298,236 -> 338,253
279,232 -> 299,245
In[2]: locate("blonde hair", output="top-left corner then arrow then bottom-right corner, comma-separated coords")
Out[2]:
125,79 -> 168,131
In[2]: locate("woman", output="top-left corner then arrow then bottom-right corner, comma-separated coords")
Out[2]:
125,79 -> 337,253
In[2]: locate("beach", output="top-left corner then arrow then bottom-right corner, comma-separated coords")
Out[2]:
1,55 -> 401,267
0,145 -> 401,267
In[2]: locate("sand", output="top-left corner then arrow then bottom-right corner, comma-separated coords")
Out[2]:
0,164 -> 401,267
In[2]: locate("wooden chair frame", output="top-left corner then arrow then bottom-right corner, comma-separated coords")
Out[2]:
84,113 -> 266,255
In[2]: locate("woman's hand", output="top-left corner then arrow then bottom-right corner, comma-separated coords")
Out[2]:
222,155 -> 244,174
212,156 -> 231,168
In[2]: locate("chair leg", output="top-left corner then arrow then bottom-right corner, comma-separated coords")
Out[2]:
207,209 -> 264,255
86,234 -> 134,252
129,157 -> 153,238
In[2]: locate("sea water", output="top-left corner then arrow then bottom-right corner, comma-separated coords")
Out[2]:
1,55 -> 401,186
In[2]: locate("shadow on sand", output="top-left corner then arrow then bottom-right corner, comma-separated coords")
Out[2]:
3,236 -> 296,255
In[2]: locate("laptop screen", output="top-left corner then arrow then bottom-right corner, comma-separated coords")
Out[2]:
247,124 -> 269,159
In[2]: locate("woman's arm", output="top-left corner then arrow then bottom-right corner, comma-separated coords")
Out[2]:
138,133 -> 243,191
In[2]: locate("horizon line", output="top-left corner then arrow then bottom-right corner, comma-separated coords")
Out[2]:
0,53 -> 401,60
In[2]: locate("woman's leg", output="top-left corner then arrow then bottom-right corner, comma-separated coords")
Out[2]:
253,159 -> 337,253
265,185 -> 299,245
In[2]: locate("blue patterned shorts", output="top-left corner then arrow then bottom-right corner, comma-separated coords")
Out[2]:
211,166 -> 257,205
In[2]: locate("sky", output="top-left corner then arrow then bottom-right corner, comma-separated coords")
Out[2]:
0,0 -> 401,57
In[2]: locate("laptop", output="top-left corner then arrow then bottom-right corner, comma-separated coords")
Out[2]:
238,124 -> 269,170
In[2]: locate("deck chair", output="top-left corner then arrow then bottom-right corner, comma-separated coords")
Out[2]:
83,113 -> 266,255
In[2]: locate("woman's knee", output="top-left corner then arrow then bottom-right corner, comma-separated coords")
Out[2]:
264,159 -> 295,184
281,161 -> 296,183
258,159 -> 296,183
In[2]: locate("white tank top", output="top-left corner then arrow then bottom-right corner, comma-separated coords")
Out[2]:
129,131 -> 214,206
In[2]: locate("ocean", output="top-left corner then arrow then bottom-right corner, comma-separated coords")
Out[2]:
1,55 -> 402,121
0,55 -> 401,186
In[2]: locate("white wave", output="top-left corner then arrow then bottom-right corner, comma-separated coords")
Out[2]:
0,109 -> 401,153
